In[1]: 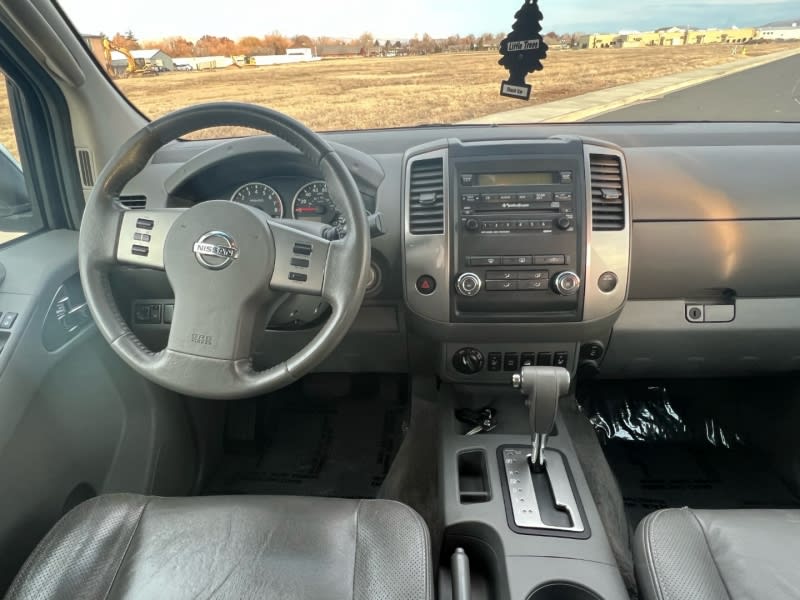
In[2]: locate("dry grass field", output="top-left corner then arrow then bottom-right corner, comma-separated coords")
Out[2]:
2,43 -> 799,160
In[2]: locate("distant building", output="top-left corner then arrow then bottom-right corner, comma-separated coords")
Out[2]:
81,34 -> 106,66
317,45 -> 363,57
757,23 -> 800,41
579,26 -> 757,49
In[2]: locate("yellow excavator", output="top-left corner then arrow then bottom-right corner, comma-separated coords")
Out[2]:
102,38 -> 159,78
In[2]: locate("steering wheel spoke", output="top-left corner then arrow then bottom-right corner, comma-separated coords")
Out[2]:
115,208 -> 185,269
268,219 -> 332,298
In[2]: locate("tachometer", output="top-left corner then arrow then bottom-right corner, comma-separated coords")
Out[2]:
292,181 -> 346,236
230,182 -> 283,218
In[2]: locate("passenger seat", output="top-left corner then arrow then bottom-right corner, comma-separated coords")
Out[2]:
634,507 -> 800,600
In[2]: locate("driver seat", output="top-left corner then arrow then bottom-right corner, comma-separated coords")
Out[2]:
5,494 -> 433,600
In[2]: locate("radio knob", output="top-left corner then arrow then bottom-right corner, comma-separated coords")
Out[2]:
556,216 -> 573,230
465,218 -> 481,232
456,272 -> 482,297
553,271 -> 581,296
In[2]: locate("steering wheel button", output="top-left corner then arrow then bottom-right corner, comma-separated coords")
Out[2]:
291,257 -> 310,268
135,218 -> 154,230
293,243 -> 313,256
131,244 -> 149,256
289,272 -> 308,282
0,312 -> 18,329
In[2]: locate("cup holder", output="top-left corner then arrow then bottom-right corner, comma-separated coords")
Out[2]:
527,582 -> 603,600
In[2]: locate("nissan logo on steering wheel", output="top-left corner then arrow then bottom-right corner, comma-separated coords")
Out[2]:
192,231 -> 240,270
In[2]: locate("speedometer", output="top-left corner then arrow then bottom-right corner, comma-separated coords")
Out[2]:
292,181 -> 346,236
230,182 -> 283,218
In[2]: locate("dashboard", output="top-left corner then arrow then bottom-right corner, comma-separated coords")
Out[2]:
113,122 -> 800,384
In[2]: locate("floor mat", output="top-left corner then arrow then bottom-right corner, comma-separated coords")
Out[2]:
605,441 -> 800,527
204,375 -> 409,499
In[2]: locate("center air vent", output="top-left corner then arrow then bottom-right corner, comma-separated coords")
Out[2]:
589,154 -> 625,231
408,157 -> 445,235
115,195 -> 147,210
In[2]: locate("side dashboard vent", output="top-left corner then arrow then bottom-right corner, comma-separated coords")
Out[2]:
76,148 -> 95,188
408,157 -> 445,235
116,195 -> 147,210
589,153 -> 625,231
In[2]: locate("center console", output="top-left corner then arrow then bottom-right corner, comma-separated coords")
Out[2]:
403,137 -> 631,384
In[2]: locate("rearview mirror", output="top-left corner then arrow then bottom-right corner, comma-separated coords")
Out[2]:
0,144 -> 29,218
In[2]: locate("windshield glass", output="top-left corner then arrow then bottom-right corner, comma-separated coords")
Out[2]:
58,0 -> 800,131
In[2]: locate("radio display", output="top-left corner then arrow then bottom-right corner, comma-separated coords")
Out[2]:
477,172 -> 555,186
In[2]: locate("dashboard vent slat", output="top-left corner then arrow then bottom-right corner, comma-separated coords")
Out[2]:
589,154 -> 625,231
115,195 -> 147,210
408,157 -> 445,235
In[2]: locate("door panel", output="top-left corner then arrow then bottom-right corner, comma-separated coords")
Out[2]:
0,230 -> 196,590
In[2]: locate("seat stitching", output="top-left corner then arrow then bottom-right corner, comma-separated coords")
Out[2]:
688,509 -> 733,600
644,510 -> 666,600
352,499 -> 362,600
102,497 -> 151,599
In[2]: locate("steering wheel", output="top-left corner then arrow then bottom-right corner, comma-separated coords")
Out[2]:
78,103 -> 371,400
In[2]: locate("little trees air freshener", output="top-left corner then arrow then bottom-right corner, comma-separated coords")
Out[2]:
499,0 -> 548,101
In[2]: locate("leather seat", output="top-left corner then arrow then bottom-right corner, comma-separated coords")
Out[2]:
5,494 -> 433,600
634,507 -> 800,600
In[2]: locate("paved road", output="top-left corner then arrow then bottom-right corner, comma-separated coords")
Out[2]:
589,53 -> 800,122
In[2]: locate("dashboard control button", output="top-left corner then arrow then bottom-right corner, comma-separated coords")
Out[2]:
598,272 -> 619,293
554,352 -> 569,368
520,280 -> 548,291
289,272 -> 308,282
521,352 -> 536,367
535,255 -> 566,266
580,343 -> 604,361
293,243 -> 313,256
135,218 -> 154,230
533,192 -> 552,202
553,271 -> 581,296
537,352 -> 553,366
502,255 -> 533,266
0,312 -> 18,329
559,171 -> 573,183
488,271 -> 518,280
416,275 -> 437,295
554,192 -> 573,202
456,273 -> 482,297
519,271 -> 549,280
453,348 -> 484,375
487,280 -> 518,291
503,353 -> 520,372
488,352 -> 503,372
131,244 -> 149,257
469,256 -> 501,267
163,304 -> 174,325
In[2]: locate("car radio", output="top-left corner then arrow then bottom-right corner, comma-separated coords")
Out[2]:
450,146 -> 585,322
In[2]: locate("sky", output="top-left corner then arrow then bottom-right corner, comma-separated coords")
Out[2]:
56,0 -> 799,41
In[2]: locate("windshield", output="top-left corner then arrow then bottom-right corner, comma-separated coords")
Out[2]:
57,1 -> 800,131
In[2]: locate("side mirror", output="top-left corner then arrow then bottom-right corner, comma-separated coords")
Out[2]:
0,145 -> 29,218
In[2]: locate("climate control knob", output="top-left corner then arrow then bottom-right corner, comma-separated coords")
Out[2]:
453,348 -> 485,375
456,272 -> 482,297
553,271 -> 581,296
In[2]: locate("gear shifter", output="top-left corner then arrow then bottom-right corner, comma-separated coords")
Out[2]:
512,366 -> 571,472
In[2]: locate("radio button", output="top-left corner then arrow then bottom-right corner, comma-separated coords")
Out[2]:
534,192 -> 552,202
464,218 -> 481,232
487,280 -> 518,291
520,280 -> 548,291
555,192 -> 573,202
502,255 -> 533,266
461,174 -> 475,185
469,256 -> 501,266
456,273 -> 483,296
488,271 -> 518,280
517,193 -> 531,202
559,171 -> 573,183
535,255 -> 566,266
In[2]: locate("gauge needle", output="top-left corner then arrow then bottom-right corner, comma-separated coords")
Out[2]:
296,207 -> 320,213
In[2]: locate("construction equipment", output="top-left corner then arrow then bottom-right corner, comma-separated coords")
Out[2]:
102,39 -> 159,78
